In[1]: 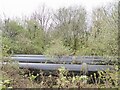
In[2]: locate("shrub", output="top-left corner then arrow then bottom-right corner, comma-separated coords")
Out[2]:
44,38 -> 72,57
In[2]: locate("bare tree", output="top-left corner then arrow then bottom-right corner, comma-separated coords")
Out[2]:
31,5 -> 52,31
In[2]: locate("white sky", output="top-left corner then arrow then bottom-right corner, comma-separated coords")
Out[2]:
0,0 -> 116,18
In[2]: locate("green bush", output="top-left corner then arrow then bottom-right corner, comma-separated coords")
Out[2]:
44,38 -> 72,56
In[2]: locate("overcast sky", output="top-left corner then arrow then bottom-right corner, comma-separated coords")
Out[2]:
0,0 -> 116,18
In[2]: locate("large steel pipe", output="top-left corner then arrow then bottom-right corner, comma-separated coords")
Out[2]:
11,56 -> 104,63
19,63 -> 113,72
12,54 -> 46,57
13,54 -> 104,58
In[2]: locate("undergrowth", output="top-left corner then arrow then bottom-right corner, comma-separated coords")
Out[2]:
1,62 -> 119,89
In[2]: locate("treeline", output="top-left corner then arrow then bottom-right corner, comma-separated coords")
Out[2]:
1,3 -> 118,56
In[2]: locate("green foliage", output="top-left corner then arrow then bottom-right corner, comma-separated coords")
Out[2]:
57,67 -> 69,88
88,70 -> 118,88
44,38 -> 72,56
90,65 -> 119,88
2,37 -> 12,56
57,67 -> 89,88
52,6 -> 87,54
2,18 -> 46,54
0,80 -> 13,90
85,4 -> 118,56
1,3 -> 118,56
28,74 -> 39,81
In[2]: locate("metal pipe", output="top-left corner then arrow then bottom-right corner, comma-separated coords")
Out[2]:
19,63 -> 114,72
